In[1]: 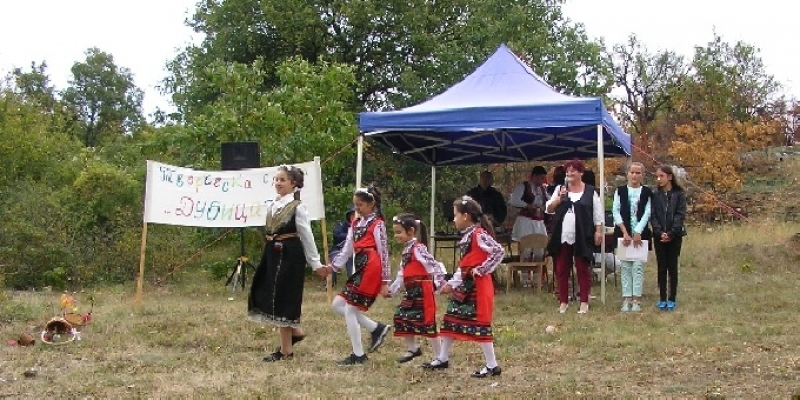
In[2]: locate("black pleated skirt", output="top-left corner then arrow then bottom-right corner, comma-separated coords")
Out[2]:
247,237 -> 307,327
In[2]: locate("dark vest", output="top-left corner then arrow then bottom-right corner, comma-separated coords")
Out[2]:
547,185 -> 596,261
613,186 -> 653,246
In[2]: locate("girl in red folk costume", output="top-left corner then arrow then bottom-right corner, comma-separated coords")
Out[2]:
422,196 -> 505,378
317,186 -> 391,366
387,214 -> 448,364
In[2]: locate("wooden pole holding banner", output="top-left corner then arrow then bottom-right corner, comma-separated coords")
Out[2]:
135,160 -> 153,309
135,222 -> 148,308
321,217 -> 333,304
313,156 -> 333,304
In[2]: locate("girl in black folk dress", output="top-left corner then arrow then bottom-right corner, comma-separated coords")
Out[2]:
248,165 -> 325,362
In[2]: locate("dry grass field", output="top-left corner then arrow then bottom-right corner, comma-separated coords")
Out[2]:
1,219 -> 799,399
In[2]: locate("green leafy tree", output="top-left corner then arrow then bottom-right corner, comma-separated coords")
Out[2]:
62,48 -> 144,147
10,63 -> 83,143
678,33 -> 779,124
12,61 -> 57,110
165,0 -> 613,222
176,57 -> 357,169
0,85 -> 83,184
0,64 -> 205,289
165,56 -> 359,222
611,34 -> 686,162
0,84 -> 83,289
166,0 -> 611,116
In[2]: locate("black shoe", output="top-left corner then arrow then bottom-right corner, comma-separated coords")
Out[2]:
471,365 -> 502,378
263,351 -> 293,362
337,353 -> 368,366
421,359 -> 449,370
292,334 -> 306,345
368,323 -> 390,353
396,347 -> 423,363
274,334 -> 306,353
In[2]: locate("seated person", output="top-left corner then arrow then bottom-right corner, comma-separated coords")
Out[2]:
593,210 -> 618,275
465,170 -> 508,228
441,199 -> 456,233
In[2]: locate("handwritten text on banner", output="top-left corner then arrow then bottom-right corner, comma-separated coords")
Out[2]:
144,159 -> 324,227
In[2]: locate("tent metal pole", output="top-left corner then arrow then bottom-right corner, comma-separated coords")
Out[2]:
430,166 -> 437,252
356,135 -> 364,188
598,124 -> 606,304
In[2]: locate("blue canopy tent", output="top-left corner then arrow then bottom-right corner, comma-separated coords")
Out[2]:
355,44 -> 632,301
359,43 -> 630,166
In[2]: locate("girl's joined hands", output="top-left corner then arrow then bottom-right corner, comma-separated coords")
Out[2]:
379,284 -> 389,298
315,265 -> 331,278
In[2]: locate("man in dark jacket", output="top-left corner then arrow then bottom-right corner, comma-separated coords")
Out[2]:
329,206 -> 356,285
466,171 -> 508,227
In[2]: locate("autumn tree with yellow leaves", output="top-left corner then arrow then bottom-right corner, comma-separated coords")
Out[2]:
668,34 -> 782,211
671,120 -> 778,202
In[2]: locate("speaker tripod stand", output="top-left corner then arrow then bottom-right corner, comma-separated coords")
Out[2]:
226,228 -> 257,299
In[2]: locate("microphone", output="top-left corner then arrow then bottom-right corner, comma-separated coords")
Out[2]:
561,176 -> 571,201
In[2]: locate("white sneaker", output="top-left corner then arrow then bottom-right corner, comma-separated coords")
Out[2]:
630,302 -> 642,312
620,302 -> 630,312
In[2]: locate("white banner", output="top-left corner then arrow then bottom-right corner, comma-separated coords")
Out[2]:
143,158 -> 325,227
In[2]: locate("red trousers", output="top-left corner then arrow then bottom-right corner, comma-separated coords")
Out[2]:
554,242 -> 592,303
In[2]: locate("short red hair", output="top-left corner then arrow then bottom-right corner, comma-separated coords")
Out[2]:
563,158 -> 585,173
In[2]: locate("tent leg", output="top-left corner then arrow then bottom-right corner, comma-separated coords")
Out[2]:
355,135 -> 364,188
429,166 -> 436,252
597,124 -> 606,305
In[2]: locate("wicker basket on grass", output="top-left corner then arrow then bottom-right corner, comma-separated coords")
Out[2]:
40,317 -> 76,345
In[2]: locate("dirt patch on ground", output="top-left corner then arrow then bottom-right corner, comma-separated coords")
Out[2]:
788,233 -> 800,256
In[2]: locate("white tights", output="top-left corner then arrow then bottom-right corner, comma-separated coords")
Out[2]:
436,336 -> 498,368
403,336 -> 441,356
331,296 -> 378,357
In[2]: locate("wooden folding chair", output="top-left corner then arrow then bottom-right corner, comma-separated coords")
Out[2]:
506,233 -> 550,293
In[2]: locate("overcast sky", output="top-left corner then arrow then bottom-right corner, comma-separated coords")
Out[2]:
1,0 -> 797,116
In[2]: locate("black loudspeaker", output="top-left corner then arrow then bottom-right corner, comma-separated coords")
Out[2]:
221,142 -> 261,170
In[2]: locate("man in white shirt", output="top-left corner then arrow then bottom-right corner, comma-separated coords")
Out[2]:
509,166 -> 549,241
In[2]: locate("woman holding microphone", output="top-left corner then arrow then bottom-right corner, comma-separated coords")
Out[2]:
545,159 -> 605,314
